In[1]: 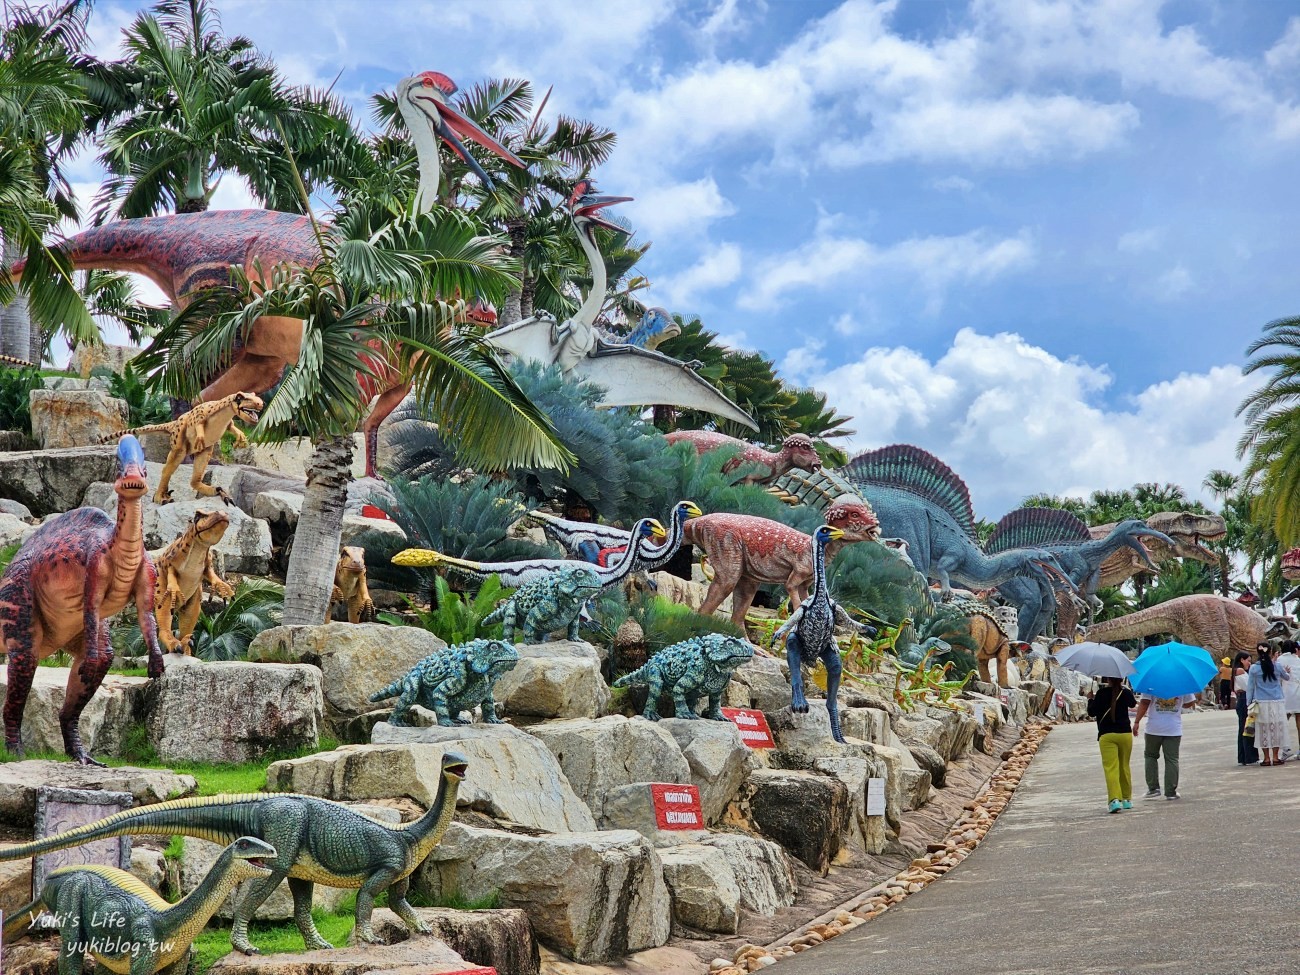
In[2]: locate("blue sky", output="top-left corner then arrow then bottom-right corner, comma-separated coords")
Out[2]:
71,0 -> 1300,516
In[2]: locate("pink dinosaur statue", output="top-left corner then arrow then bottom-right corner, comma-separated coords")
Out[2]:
665,430 -> 822,485
682,498 -> 880,627
1283,547 -> 1300,582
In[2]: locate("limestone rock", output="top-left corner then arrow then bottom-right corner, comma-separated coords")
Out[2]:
494,642 -> 611,720
813,755 -> 885,854
857,741 -> 908,828
728,768 -> 849,875
698,833 -> 796,915
415,823 -> 671,962
1004,687 -> 1031,725
659,717 -> 752,824
899,766 -> 933,809
341,511 -> 408,550
0,846 -> 32,913
84,459 -> 242,511
230,434 -> 367,480
767,701 -> 854,763
907,742 -> 947,788
251,488 -> 304,527
0,498 -> 33,520
70,341 -> 141,378
0,761 -> 196,827
130,846 -> 166,893
274,729 -> 596,832
370,906 -> 540,975
648,572 -> 722,615
526,716 -> 691,820
1021,679 -> 1054,716
923,704 -> 979,762
154,499 -> 271,575
247,623 -> 447,737
208,936 -> 472,974
0,666 -> 149,758
840,706 -> 890,745
29,387 -> 128,449
0,512 -> 35,548
658,843 -> 742,934
0,444 -> 118,516
145,657 -> 322,763
600,782 -> 707,842
4,942 -> 62,975
724,656 -> 790,713
894,712 -> 945,752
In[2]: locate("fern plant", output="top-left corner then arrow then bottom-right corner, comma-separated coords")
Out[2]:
641,440 -> 810,528
0,367 -> 42,436
377,574 -> 506,644
107,364 -> 172,427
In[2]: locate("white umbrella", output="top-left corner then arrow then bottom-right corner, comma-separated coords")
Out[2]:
1055,641 -> 1136,679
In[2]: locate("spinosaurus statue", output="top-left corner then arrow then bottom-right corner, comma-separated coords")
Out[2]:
11,71 -> 525,479
664,429 -> 823,485
986,507 -> 1174,641
0,435 -> 164,764
482,181 -> 757,431
771,446 -> 1075,598
0,752 -> 470,955
1085,593 -> 1287,656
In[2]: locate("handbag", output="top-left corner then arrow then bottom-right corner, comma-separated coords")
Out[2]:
1244,707 -> 1257,737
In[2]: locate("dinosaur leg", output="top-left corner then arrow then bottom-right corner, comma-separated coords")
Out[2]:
286,876 -> 333,950
997,642 -> 1011,688
354,866 -> 403,943
230,867 -> 289,954
787,632 -> 809,713
361,383 -> 410,479
127,918 -> 160,975
643,674 -> 664,720
57,888 -> 88,975
155,591 -> 180,652
189,447 -> 232,505
977,653 -> 993,685
728,577 -> 762,630
388,876 -> 432,935
2,605 -> 41,757
671,682 -> 697,720
697,537 -> 743,621
61,625 -> 112,765
823,645 -> 845,744
176,592 -> 202,655
154,448 -> 183,505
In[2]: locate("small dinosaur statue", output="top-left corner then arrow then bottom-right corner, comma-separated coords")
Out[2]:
329,546 -> 375,623
0,435 -> 164,764
526,500 -> 700,570
614,633 -> 754,720
4,836 -> 276,975
1286,546 -> 1300,582
480,564 -> 603,643
368,638 -> 518,726
774,525 -> 875,744
99,391 -> 263,506
0,751 -> 469,954
153,508 -> 236,654
665,429 -> 823,485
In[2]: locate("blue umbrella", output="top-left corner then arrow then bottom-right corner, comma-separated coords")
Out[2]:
1129,641 -> 1217,698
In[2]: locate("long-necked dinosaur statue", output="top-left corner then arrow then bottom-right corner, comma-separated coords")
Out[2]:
0,751 -> 470,955
664,430 -> 823,485
527,500 -> 701,569
0,435 -> 164,765
1085,594 -> 1286,656
483,181 -> 757,430
11,72 -> 524,479
986,507 -> 1174,641
5,836 -> 277,975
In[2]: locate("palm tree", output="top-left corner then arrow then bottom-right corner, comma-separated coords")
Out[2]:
1203,468 -> 1239,595
1238,316 -> 1300,546
147,201 -> 571,624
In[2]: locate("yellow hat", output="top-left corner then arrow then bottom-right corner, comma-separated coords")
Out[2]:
1222,657 -> 1231,665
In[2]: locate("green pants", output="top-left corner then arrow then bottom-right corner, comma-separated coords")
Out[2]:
1098,732 -> 1133,802
1144,733 -> 1182,795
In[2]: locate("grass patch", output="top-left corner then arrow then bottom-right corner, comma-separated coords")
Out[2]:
163,835 -> 185,860
192,910 -> 355,973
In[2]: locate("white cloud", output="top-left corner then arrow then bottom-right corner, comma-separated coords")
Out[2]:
932,175 -> 975,192
625,177 -> 735,240
804,327 -> 1254,516
1155,264 -> 1194,300
1117,227 -> 1163,253
652,242 -> 742,308
781,339 -> 827,378
1266,18 -> 1300,73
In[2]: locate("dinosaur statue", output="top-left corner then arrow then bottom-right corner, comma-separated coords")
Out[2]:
482,181 -> 757,431
153,508 -> 236,653
481,564 -> 603,643
616,306 -> 681,350
526,500 -> 700,570
0,435 -> 164,764
775,525 -> 875,744
329,546 -> 375,623
1085,594 -> 1287,656
0,751 -> 470,955
1095,510 -> 1228,588
683,497 -> 881,628
664,430 -> 823,485
773,446 -> 1075,597
986,508 -> 1174,641
614,633 -> 754,720
1286,547 -> 1300,582
369,638 -> 518,726
5,836 -> 277,975
14,71 -> 525,480
100,391 -> 263,505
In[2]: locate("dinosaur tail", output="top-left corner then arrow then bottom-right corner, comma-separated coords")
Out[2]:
480,602 -> 508,626
97,421 -> 174,444
3,894 -> 45,942
613,664 -> 650,688
369,677 -> 405,703
0,794 -> 269,862
391,548 -> 483,570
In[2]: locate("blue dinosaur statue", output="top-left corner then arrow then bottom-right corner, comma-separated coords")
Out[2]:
618,306 -> 682,351
987,508 -> 1174,641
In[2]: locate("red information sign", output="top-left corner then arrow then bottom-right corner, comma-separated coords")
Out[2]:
360,504 -> 392,521
721,707 -> 776,749
650,784 -> 704,830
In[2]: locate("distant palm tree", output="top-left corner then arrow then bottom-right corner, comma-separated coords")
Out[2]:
1238,316 -> 1300,546
1203,468 -> 1238,595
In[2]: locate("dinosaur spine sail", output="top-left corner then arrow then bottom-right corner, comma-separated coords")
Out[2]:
841,444 -> 978,540
984,507 -> 1092,555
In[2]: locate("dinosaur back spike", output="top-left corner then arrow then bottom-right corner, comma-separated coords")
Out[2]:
841,445 -> 977,539
984,507 -> 1091,554
769,467 -> 862,512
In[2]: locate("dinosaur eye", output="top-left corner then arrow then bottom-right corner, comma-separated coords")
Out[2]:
422,77 -> 434,87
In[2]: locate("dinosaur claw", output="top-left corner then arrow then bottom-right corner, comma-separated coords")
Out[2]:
216,487 -> 235,507
75,752 -> 107,768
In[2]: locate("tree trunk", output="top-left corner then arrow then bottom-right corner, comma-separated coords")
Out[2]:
1,235 -> 31,362
1219,551 -> 1230,596
281,435 -> 353,625
499,215 -> 527,325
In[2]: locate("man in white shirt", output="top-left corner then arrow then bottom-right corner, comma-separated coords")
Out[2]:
1279,640 -> 1300,757
1132,692 -> 1198,800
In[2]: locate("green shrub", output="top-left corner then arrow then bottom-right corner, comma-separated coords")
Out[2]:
0,366 -> 42,436
377,574 -> 507,644
107,364 -> 172,427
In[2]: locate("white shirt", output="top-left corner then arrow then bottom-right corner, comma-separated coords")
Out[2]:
1139,693 -> 1198,736
1279,653 -> 1300,713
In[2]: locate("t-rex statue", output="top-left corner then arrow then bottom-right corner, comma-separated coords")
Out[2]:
100,391 -> 262,505
482,181 -> 757,431
0,435 -> 164,764
153,508 -> 236,653
1085,594 -> 1287,656
987,507 -> 1174,641
683,497 -> 881,628
0,751 -> 470,955
664,430 -> 823,485
12,71 -> 525,479
329,546 -> 375,623
1095,510 -> 1228,588
5,836 -> 277,975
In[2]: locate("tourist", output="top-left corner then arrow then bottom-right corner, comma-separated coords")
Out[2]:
1247,643 -> 1292,767
1217,656 -> 1234,710
1235,650 -> 1260,766
1279,640 -> 1300,755
1132,689 -> 1199,800
1087,676 -> 1137,813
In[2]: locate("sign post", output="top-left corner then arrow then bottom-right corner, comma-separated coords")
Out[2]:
721,707 -> 775,749
649,784 -> 704,830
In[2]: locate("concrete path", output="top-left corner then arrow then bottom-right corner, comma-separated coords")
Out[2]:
777,710 -> 1300,975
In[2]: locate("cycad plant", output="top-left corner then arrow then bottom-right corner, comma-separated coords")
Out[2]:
190,578 -> 283,660
377,575 -> 506,645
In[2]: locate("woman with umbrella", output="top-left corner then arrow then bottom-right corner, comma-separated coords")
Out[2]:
1246,643 -> 1292,766
1087,675 -> 1139,813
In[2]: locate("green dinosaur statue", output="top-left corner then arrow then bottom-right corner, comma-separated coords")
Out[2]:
5,836 -> 275,974
0,752 -> 468,955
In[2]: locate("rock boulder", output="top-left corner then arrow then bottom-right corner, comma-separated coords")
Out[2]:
0,761 -> 196,827
657,844 -> 741,933
370,907 -> 539,975
698,833 -> 795,915
208,936 -> 473,975
494,642 -> 611,720
0,445 -> 118,516
726,768 -> 849,875
658,717 -> 752,824
29,387 -> 128,449
0,667 -> 147,759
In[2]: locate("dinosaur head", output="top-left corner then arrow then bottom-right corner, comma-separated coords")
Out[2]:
1146,510 -> 1227,565
676,500 -> 704,525
703,634 -> 756,670
638,308 -> 682,350
1114,519 -> 1176,574
336,546 -> 367,577
636,518 -> 668,542
397,71 -> 525,189
1284,547 -> 1300,582
568,179 -> 633,234
227,836 -> 277,882
114,435 -> 149,499
466,295 -> 498,327
561,566 -> 604,598
470,639 -> 519,677
192,508 -> 231,544
440,749 -> 471,782
825,496 -> 881,542
780,433 -> 822,472
232,391 -> 263,426
814,524 -> 846,547
880,537 -> 915,568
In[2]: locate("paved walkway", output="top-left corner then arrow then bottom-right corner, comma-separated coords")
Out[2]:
778,710 -> 1300,975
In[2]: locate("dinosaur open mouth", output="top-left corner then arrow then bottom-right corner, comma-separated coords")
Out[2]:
239,409 -> 260,423
118,479 -> 148,493
445,762 -> 469,778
